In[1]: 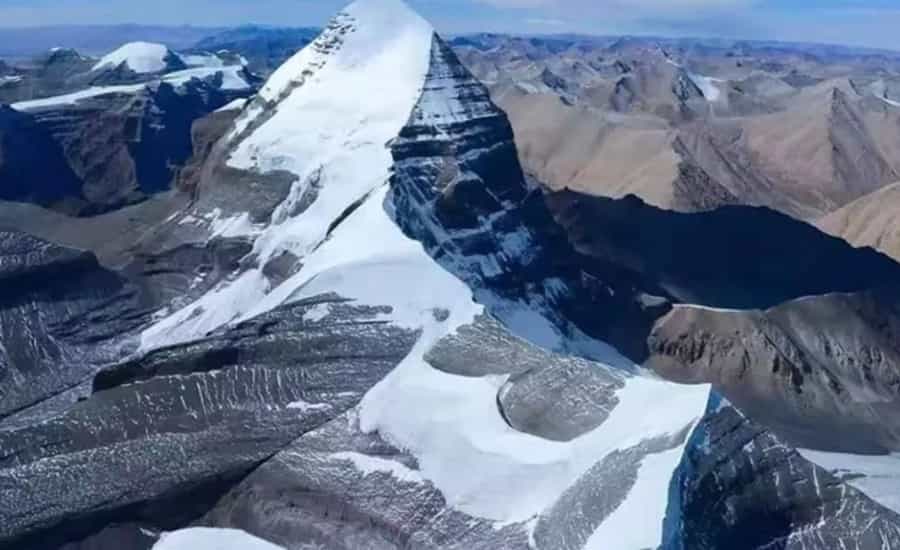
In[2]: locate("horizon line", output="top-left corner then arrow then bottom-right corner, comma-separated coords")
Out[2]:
0,23 -> 898,57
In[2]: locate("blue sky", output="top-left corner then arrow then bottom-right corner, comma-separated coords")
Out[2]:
2,0 -> 900,51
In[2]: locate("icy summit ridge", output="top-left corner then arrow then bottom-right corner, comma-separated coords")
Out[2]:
255,0 -> 431,104
92,41 -> 174,73
142,0 -> 437,348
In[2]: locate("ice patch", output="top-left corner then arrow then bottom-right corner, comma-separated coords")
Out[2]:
12,66 -> 250,112
870,80 -> 900,107
209,211 -> 262,239
216,98 -> 248,112
163,66 -> 251,91
152,528 -> 284,550
12,84 -> 147,111
330,451 -> 426,484
179,53 -> 225,68
689,73 -> 724,102
286,399 -> 332,412
302,302 -> 332,323
672,303 -> 743,314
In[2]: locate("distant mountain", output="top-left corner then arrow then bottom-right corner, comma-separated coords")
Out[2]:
92,42 -> 186,74
0,25 -> 224,62
455,33 -> 900,221
190,25 -> 321,75
0,41 -> 259,215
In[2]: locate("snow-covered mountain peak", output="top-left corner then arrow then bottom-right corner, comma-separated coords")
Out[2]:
206,0 -> 435,274
92,41 -> 175,73
135,4 -> 711,545
256,0 -> 432,104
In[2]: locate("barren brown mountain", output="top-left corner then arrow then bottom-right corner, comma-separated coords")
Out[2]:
817,181 -> 900,261
457,37 -> 900,220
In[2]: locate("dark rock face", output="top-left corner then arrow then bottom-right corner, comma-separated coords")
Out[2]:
0,231 -> 149,423
0,106 -> 82,206
389,35 -> 569,322
388,35 -> 664,360
0,294 -> 419,549
669,398 -> 900,549
175,108 -> 241,192
670,133 -> 743,211
22,80 -> 243,215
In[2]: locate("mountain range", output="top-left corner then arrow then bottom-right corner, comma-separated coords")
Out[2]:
2,2 -> 900,550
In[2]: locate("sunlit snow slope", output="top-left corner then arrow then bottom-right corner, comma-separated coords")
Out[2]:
92,41 -> 172,73
153,528 -> 285,550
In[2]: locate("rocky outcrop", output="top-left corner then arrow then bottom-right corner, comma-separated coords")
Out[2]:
0,231 -> 149,425
425,314 -> 622,441
0,48 -> 94,104
647,288 -> 900,453
174,108 -> 241,192
0,294 -> 419,549
21,80 -> 242,214
0,106 -> 82,208
669,398 -> 900,549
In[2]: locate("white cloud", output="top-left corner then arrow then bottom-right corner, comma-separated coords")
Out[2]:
526,17 -> 567,26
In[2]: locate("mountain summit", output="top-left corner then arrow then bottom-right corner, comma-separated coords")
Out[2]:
92,41 -> 185,74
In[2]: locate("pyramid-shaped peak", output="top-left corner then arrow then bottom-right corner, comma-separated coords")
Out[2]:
257,0 -> 434,104
334,0 -> 434,47
330,0 -> 434,37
